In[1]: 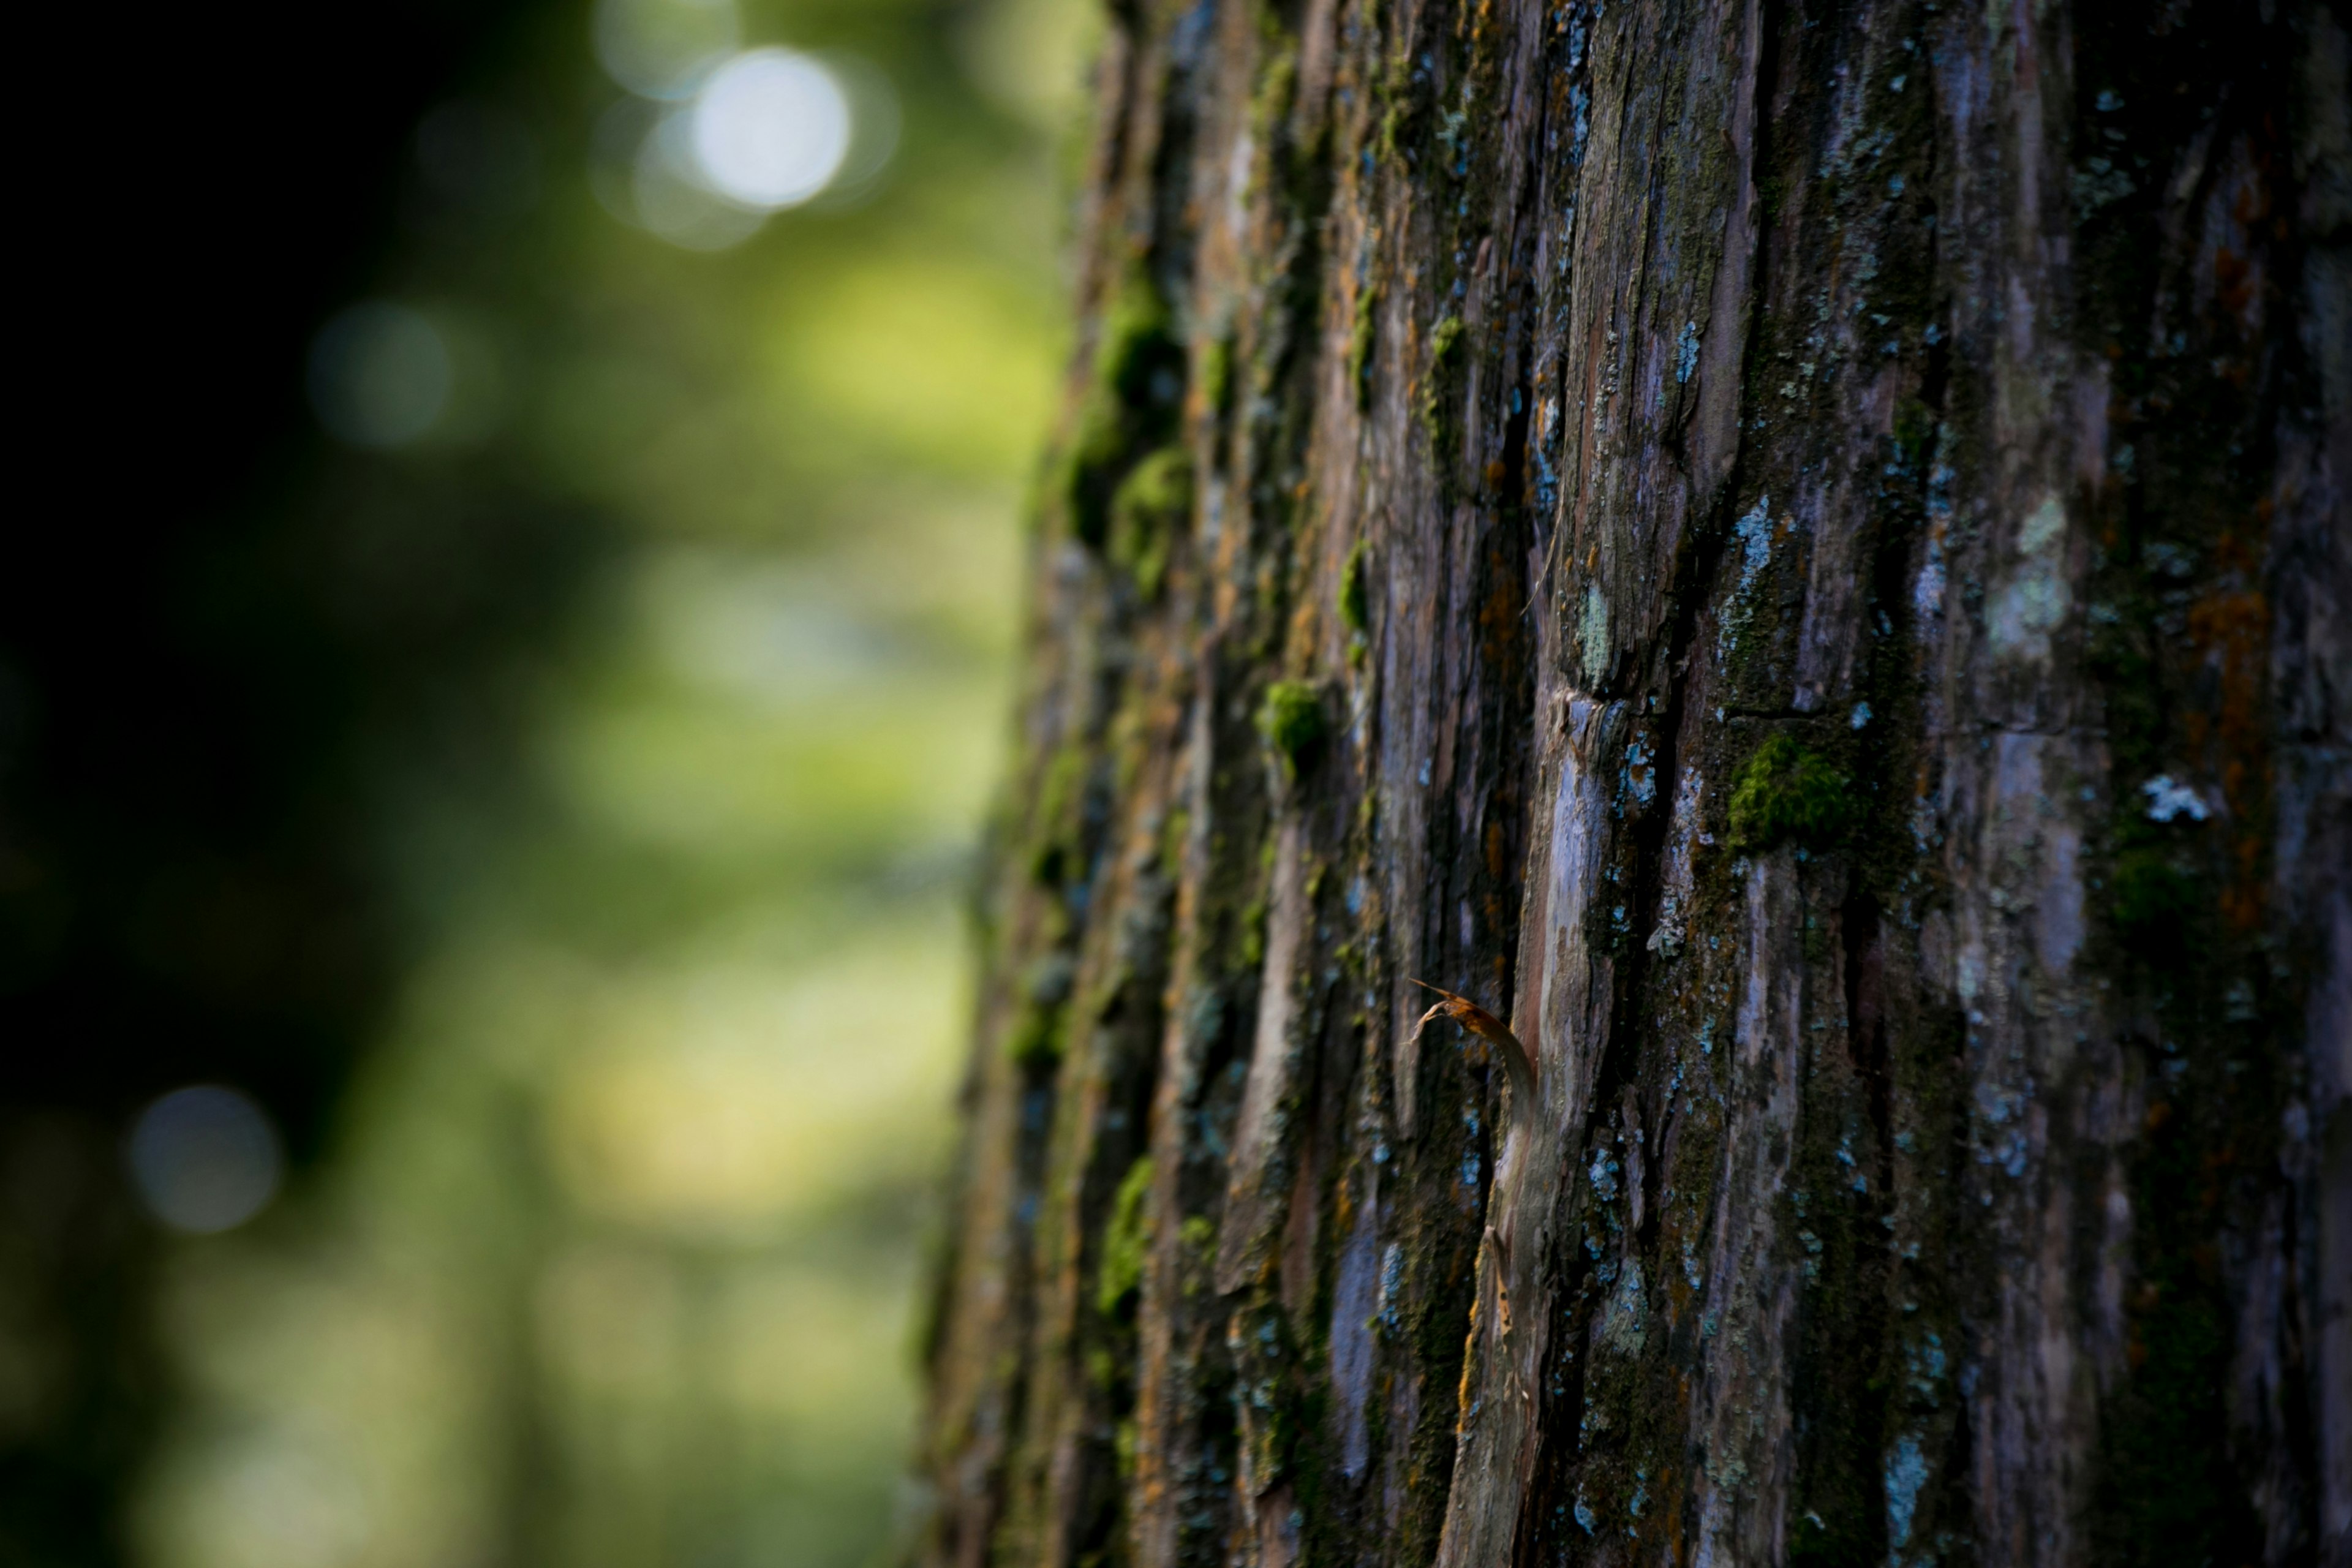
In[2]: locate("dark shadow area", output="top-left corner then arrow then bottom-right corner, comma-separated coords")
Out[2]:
7,6 -> 592,1559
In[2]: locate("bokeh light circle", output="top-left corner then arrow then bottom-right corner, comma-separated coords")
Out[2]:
127,1085 -> 284,1234
689,49 -> 850,211
635,111 -> 767,250
307,302 -> 451,448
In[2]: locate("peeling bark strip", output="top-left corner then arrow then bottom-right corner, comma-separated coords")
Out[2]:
913,0 -> 2350,1564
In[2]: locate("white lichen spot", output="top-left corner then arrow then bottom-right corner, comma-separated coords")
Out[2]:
1648,767 -> 1702,958
2141,774 -> 2210,823
1954,939 -> 1985,1004
1988,494 -> 2071,664
1579,584 -> 1610,684
1599,1260 -> 1646,1355
1850,701 -> 1872,729
2038,824 -> 2086,975
1912,539 -> 1947,624
2018,492 -> 2067,554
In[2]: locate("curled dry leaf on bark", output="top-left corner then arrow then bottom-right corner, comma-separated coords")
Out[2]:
911,0 -> 2351,1565
1408,978 -> 1539,1112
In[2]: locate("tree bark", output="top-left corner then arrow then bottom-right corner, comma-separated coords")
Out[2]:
913,0 -> 2351,1562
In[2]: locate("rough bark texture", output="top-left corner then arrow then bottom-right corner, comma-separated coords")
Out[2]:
913,0 -> 2351,1563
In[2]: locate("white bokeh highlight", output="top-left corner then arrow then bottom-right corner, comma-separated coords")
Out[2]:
635,110 -> 766,250
688,49 -> 851,211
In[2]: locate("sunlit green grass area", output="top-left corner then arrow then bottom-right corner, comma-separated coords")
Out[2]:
131,0 -> 1089,1562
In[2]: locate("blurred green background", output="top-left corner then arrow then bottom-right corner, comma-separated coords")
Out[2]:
1,0 -> 1088,1562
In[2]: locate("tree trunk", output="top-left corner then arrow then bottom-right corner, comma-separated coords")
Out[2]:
912,0 -> 2351,1562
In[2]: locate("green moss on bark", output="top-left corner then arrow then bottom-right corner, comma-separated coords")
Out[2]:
1109,446 -> 1191,599
1096,1156 -> 1155,1316
1258,680 -> 1328,772
1418,314 -> 1464,464
1728,736 -> 1850,854
1348,285 -> 1381,412
1063,269 -> 1186,550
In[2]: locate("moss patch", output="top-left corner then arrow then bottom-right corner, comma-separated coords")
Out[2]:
1101,273 -> 1182,409
1728,734 -> 1850,854
1064,388 -> 1127,548
1096,1155 -> 1155,1316
1063,269 -> 1186,549
1006,999 -> 1067,1072
2109,846 -> 2198,949
1258,680 -> 1328,771
1418,314 -> 1464,460
1110,445 -> 1191,599
1348,284 -> 1381,412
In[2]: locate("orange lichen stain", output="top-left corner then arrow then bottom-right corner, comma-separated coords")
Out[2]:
1455,1295 -> 1483,1436
1458,0 -> 1494,47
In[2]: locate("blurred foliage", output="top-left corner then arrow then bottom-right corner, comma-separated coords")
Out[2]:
6,0 -> 1089,1562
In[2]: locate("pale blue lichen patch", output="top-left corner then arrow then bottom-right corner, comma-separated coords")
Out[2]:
1905,1332 -> 1947,1401
1622,737 -> 1656,807
1588,1148 -> 1621,1203
1374,1242 -> 1405,1338
1734,496 -> 1774,588
1988,495 -> 2071,664
2140,774 -> 2209,823
1599,1259 -> 1646,1357
1884,1433 -> 1929,1547
1578,583 -> 1610,685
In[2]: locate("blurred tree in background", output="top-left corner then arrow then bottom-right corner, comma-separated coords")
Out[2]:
5,0 -> 1088,1563
909,0 -> 2348,1563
